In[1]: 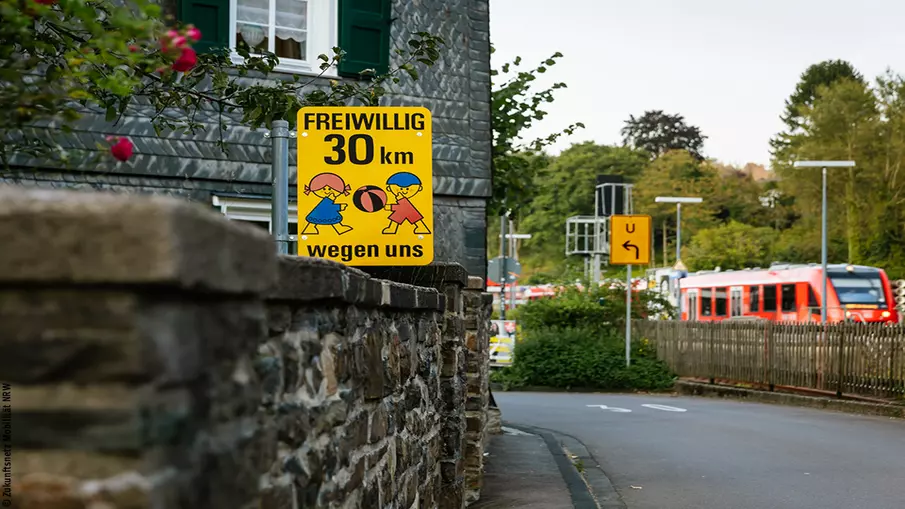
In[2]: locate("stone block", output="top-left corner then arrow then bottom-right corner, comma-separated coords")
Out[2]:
466,276 -> 484,290
363,332 -> 386,400
369,403 -> 389,444
260,483 -> 295,509
438,477 -> 465,509
360,263 -> 469,290
442,316 -> 465,343
0,188 -> 276,294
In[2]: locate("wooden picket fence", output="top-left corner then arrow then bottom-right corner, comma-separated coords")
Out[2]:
636,320 -> 905,399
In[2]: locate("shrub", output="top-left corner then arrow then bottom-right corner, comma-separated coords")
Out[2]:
517,285 -> 674,335
494,326 -> 675,391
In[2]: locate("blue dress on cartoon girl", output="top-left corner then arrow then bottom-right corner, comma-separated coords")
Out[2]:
306,197 -> 343,225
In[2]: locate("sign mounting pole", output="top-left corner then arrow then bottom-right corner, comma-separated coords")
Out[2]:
610,214 -> 651,367
626,263 -> 631,367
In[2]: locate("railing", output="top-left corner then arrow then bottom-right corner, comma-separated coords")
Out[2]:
636,320 -> 905,399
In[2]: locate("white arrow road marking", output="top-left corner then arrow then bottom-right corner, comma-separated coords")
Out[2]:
641,404 -> 687,412
586,404 -> 632,413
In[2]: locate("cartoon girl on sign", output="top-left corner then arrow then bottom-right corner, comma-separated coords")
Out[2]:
301,173 -> 354,235
382,172 -> 431,235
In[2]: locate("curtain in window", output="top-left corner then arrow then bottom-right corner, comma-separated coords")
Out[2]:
237,0 -> 307,41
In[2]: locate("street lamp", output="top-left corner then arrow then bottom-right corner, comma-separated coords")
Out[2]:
792,160 -> 856,324
655,196 -> 703,319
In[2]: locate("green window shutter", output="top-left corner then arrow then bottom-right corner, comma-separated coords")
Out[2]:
178,0 -> 229,53
338,0 -> 392,78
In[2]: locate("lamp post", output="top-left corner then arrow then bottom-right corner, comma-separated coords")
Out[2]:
655,196 -> 703,319
792,160 -> 856,324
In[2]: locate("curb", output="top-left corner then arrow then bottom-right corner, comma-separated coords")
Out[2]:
505,422 -> 626,509
676,380 -> 905,419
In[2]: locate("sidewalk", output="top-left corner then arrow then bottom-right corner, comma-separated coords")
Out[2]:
472,426 -> 589,509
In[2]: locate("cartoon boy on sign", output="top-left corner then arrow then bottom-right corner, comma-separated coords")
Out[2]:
382,172 -> 431,235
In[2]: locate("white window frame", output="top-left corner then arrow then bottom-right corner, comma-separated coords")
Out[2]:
212,195 -> 298,234
228,0 -> 339,76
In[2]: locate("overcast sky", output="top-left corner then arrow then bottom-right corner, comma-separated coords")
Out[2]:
489,0 -> 905,169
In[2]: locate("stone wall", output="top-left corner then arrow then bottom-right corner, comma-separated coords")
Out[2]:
0,188 -> 492,509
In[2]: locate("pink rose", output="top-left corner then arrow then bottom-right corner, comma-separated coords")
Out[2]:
110,137 -> 134,162
171,36 -> 187,49
186,27 -> 202,42
171,47 -> 197,72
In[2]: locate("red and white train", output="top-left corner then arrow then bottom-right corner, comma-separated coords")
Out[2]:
678,263 -> 898,323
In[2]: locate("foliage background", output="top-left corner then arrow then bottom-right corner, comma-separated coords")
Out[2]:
489,57 -> 905,281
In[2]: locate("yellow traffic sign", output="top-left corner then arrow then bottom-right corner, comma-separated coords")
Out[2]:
297,106 -> 433,266
610,215 -> 651,265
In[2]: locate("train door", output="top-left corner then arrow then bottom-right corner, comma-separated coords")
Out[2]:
730,286 -> 744,317
686,290 -> 698,321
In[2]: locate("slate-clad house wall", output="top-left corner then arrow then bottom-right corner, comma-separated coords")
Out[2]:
1,0 -> 491,278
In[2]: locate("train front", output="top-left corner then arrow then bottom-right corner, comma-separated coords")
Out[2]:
828,265 -> 899,323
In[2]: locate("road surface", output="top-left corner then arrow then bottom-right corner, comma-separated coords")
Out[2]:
496,392 -> 905,509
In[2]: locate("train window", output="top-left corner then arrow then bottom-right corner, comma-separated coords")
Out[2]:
749,285 -> 760,313
763,284 -> 777,311
715,287 -> 727,316
730,288 -> 743,316
687,291 -> 698,320
781,284 -> 796,312
701,288 -> 712,316
808,286 -> 819,309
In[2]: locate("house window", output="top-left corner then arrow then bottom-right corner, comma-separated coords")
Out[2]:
180,0 -> 391,76
212,195 -> 299,253
231,0 -> 337,74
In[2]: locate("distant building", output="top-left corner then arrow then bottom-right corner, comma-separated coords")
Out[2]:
2,0 -> 492,278
742,163 -> 777,182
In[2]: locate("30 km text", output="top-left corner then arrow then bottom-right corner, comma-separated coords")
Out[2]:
322,134 -> 415,166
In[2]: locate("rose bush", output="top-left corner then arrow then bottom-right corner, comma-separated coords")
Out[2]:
0,0 -> 445,165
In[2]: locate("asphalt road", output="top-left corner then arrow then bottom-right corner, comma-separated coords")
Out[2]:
495,392 -> 905,509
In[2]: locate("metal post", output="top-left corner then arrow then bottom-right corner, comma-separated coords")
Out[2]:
270,120 -> 290,255
500,215 -> 508,320
509,219 -> 517,313
676,203 -> 682,320
820,166 -> 828,324
676,203 -> 682,263
626,264 -> 632,367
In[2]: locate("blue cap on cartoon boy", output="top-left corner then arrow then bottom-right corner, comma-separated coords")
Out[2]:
387,172 -> 422,187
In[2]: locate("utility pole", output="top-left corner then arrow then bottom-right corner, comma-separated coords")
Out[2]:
499,214 -> 508,320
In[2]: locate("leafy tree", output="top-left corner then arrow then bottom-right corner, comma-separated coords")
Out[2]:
620,110 -> 707,160
490,49 -> 584,218
517,142 -> 648,273
0,0 -> 445,165
780,60 -> 864,133
685,221 -> 778,270
770,59 -> 864,161
776,78 -> 879,263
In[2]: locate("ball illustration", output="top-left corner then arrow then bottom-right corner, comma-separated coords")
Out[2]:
353,185 -> 387,213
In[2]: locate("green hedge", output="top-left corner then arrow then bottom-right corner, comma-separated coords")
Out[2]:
493,285 -> 675,391
493,327 -> 674,391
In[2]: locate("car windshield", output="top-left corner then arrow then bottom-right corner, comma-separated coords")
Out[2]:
829,272 -> 887,306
